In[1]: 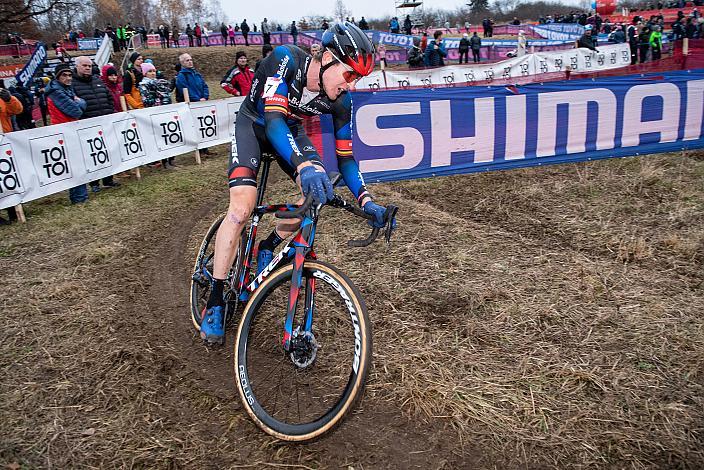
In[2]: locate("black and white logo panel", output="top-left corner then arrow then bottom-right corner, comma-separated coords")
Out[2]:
30,133 -> 72,186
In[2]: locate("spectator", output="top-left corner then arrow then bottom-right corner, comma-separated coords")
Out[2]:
241,19 -> 250,46
139,62 -> 176,169
100,65 -> 122,112
176,53 -> 209,102
255,44 -> 273,71
627,21 -> 639,65
0,80 -> 22,224
420,31 -> 428,52
359,17 -> 368,30
465,21 -> 471,33
0,82 -> 22,135
458,33 -> 470,64
517,30 -> 528,56
221,51 -> 254,97
291,21 -> 298,45
423,30 -> 447,66
577,27 -> 599,52
170,63 -> 182,101
407,37 -> 424,68
194,22 -> 202,47
158,25 -> 167,48
123,52 -> 144,109
609,26 -> 626,43
73,56 -> 120,192
45,64 -> 88,203
228,24 -> 235,46
512,17 -> 521,25
202,24 -> 210,46
117,24 -> 127,50
172,25 -> 180,48
650,25 -> 662,60
186,24 -> 194,47
639,26 -> 651,62
33,76 -> 50,126
444,21 -> 451,33
470,32 -> 482,63
9,83 -> 34,130
220,22 -> 228,45
404,15 -> 412,35
376,43 -> 387,68
321,19 -> 329,30
261,18 -> 271,45
55,41 -> 69,63
390,17 -> 400,33
482,18 -> 490,37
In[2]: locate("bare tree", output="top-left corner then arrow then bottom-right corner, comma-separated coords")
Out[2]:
0,0 -> 73,27
333,0 -> 350,22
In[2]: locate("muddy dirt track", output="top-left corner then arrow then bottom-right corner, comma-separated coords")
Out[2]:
1,150 -> 703,469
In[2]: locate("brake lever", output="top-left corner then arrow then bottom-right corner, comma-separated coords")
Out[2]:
383,205 -> 398,244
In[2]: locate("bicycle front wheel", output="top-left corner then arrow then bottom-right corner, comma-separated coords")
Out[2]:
234,260 -> 372,441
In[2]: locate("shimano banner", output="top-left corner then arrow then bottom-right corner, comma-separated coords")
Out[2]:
14,43 -> 47,88
351,70 -> 704,183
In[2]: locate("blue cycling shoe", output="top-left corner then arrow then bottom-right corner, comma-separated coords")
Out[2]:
256,248 -> 274,277
200,305 -> 225,345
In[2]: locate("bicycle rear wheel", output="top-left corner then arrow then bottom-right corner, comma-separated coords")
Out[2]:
190,214 -> 244,331
234,260 -> 372,441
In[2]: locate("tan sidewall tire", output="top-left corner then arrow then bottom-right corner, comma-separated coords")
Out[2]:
233,260 -> 371,441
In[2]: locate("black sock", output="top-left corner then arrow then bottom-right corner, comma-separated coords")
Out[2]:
207,278 -> 225,308
259,229 -> 284,252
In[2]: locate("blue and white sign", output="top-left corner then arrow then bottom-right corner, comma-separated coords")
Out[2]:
78,37 -> 104,50
351,70 -> 704,182
15,43 -> 47,88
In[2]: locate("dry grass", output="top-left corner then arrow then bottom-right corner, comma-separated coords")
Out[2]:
1,149 -> 703,468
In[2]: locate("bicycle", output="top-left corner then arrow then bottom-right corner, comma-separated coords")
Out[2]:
190,154 -> 398,441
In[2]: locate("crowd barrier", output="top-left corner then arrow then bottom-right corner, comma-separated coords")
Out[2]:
2,54 -> 701,211
356,43 -> 632,90
0,97 -> 245,210
348,69 -> 704,183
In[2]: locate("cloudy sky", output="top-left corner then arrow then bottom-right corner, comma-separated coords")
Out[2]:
223,0 -> 466,24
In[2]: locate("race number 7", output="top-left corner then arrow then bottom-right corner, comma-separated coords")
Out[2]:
263,77 -> 281,98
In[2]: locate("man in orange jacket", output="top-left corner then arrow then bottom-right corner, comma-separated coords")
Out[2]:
0,81 -> 23,133
0,79 -> 23,224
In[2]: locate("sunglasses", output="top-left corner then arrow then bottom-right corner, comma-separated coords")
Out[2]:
328,50 -> 362,83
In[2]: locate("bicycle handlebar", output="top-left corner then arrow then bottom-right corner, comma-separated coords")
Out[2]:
273,173 -> 397,247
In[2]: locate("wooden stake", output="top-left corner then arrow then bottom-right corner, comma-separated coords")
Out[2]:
183,88 -> 202,165
120,95 -> 141,179
14,204 -> 26,223
683,38 -> 689,56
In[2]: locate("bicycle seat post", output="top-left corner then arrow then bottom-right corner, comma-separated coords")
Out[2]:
256,153 -> 274,206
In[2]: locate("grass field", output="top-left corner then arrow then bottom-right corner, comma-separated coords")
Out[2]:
1,142 -> 702,468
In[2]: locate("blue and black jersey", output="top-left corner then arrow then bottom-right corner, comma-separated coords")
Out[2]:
233,45 -> 369,204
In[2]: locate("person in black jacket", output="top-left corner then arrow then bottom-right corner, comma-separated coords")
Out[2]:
73,56 -> 120,191
458,33 -> 470,63
241,20 -> 250,46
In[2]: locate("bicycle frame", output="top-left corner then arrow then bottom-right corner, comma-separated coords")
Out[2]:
229,156 -> 320,353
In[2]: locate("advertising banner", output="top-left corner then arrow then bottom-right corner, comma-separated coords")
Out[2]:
350,70 -> 704,183
0,98 -> 244,209
355,43 -> 631,90
14,43 -> 47,88
77,37 -> 104,50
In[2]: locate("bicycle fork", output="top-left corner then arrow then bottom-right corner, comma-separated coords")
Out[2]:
282,216 -> 317,352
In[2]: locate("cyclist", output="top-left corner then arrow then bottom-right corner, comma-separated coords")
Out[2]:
201,22 -> 397,344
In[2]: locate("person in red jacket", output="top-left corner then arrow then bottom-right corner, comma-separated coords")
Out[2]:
100,64 -> 122,112
220,51 -> 254,97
